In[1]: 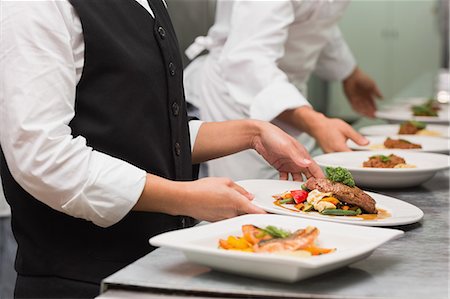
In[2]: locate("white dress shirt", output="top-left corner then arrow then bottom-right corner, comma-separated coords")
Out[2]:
183,0 -> 356,180
0,0 -> 202,227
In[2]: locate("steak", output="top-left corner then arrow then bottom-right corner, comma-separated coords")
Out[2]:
304,178 -> 377,214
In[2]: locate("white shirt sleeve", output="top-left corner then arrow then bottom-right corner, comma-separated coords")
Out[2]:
0,1 -> 147,228
313,26 -> 357,82
218,0 -> 310,122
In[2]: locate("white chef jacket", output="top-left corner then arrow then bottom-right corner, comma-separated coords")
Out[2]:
184,0 -> 356,180
0,0 -> 202,228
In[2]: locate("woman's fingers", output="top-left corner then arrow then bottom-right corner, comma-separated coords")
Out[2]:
231,181 -> 254,200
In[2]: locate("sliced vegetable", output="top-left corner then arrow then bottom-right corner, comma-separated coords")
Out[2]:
290,190 -> 309,204
302,203 -> 315,212
262,225 -> 292,239
321,196 -> 340,205
279,198 -> 294,204
301,184 -> 309,191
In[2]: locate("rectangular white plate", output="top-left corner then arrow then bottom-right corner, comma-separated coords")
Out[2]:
150,214 -> 403,282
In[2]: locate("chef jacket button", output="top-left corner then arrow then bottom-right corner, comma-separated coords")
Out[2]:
174,142 -> 181,156
171,102 -> 180,116
168,62 -> 176,76
157,26 -> 166,39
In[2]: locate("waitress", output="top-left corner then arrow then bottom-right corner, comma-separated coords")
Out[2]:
0,0 -> 322,298
184,0 -> 383,181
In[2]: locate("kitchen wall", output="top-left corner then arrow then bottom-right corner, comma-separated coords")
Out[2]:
327,0 -> 443,121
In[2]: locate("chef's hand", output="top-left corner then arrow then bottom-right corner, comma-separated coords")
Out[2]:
343,67 -> 383,118
278,106 -> 369,153
192,120 -> 323,180
181,177 -> 266,221
309,116 -> 369,153
251,121 -> 324,180
134,174 -> 266,222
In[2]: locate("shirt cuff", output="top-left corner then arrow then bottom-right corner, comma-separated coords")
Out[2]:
249,81 -> 311,121
61,151 -> 147,228
188,120 -> 204,152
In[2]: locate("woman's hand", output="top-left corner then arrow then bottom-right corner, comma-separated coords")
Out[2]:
251,121 -> 324,180
343,67 -> 383,118
134,174 -> 265,222
179,177 -> 266,221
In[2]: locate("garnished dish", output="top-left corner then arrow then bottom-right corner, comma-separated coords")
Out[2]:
272,167 -> 388,220
219,224 -> 334,257
150,214 -> 405,282
363,154 -> 416,169
348,135 -> 448,153
360,124 -> 449,138
397,120 -> 441,136
384,137 -> 422,149
411,98 -> 440,117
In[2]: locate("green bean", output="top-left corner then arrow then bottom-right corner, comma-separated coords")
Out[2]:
321,209 -> 360,216
279,198 -> 294,204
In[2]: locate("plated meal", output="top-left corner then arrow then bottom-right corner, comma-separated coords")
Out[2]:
219,224 -> 334,257
314,151 -> 450,188
347,135 -> 449,153
272,167 -> 385,220
411,98 -> 441,117
375,99 -> 449,124
359,123 -> 449,138
362,154 -> 415,168
238,177 -> 424,225
149,214 -> 403,282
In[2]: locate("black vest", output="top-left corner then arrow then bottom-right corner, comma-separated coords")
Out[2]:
0,0 -> 195,284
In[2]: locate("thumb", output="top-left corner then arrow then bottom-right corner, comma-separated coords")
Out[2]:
373,84 -> 384,99
346,127 -> 369,146
241,201 -> 267,215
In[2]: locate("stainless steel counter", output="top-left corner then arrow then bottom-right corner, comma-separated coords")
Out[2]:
99,170 -> 449,299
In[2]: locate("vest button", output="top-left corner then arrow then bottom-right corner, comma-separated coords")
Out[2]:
157,26 -> 166,39
168,62 -> 176,76
174,142 -> 181,156
171,102 -> 180,116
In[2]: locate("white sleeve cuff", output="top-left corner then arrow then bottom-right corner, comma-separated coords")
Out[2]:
61,151 -> 147,228
249,81 -> 310,121
189,120 -> 204,152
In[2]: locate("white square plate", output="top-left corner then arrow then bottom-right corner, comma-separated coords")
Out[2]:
150,214 -> 403,282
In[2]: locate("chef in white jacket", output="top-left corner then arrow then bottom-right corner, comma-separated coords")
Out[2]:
184,0 -> 382,180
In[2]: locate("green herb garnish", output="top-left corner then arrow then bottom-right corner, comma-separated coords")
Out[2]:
325,167 -> 355,187
373,155 -> 391,163
261,225 -> 292,239
411,105 -> 438,117
407,120 -> 426,130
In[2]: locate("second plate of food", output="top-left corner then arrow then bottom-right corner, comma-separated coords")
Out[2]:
314,151 -> 450,188
359,123 -> 449,138
237,179 -> 423,227
347,135 -> 449,154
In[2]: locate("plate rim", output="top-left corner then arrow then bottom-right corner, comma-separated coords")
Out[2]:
236,179 -> 424,227
149,214 -> 404,269
313,150 -> 450,173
